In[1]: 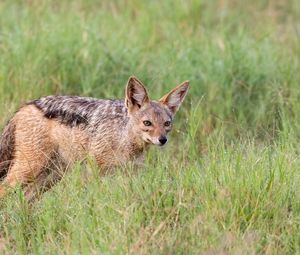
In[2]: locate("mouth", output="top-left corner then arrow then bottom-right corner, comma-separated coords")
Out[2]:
145,138 -> 167,146
146,138 -> 154,144
145,138 -> 162,146
146,139 -> 167,146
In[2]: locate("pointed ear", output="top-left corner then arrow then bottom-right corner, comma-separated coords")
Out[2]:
125,76 -> 150,113
159,81 -> 189,114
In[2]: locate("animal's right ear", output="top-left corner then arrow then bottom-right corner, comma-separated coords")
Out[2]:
159,80 -> 189,115
125,76 -> 149,113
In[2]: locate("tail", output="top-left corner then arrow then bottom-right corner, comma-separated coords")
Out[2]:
0,120 -> 15,179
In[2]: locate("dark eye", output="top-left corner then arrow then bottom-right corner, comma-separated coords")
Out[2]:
165,121 -> 171,127
143,120 -> 152,126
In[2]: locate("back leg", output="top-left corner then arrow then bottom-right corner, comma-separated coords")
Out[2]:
0,105 -> 54,196
2,148 -> 52,192
23,153 -> 67,201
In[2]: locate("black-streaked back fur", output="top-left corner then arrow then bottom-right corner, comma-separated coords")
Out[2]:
29,96 -> 128,129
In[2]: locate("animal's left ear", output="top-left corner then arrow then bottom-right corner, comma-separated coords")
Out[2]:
159,81 -> 189,114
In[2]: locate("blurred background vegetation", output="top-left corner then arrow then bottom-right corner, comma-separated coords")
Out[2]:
0,0 -> 299,144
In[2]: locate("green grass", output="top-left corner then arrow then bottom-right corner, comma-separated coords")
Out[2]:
0,0 -> 300,254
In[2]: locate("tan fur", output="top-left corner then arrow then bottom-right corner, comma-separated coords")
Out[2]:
0,76 -> 189,198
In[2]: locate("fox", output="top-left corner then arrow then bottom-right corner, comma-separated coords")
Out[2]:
0,76 -> 189,198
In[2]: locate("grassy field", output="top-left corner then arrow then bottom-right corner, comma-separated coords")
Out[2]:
0,0 -> 300,254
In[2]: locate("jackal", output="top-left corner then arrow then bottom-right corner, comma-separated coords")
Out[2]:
0,76 -> 189,197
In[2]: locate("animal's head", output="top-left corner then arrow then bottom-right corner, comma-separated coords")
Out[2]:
125,76 -> 189,146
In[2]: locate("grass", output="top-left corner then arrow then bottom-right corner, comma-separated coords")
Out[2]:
0,0 -> 300,254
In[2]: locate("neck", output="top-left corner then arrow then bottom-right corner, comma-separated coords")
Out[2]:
122,122 -> 148,158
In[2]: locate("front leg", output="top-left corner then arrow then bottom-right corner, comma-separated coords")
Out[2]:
132,154 -> 145,170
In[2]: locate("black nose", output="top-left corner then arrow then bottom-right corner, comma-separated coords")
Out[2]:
158,136 -> 167,145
